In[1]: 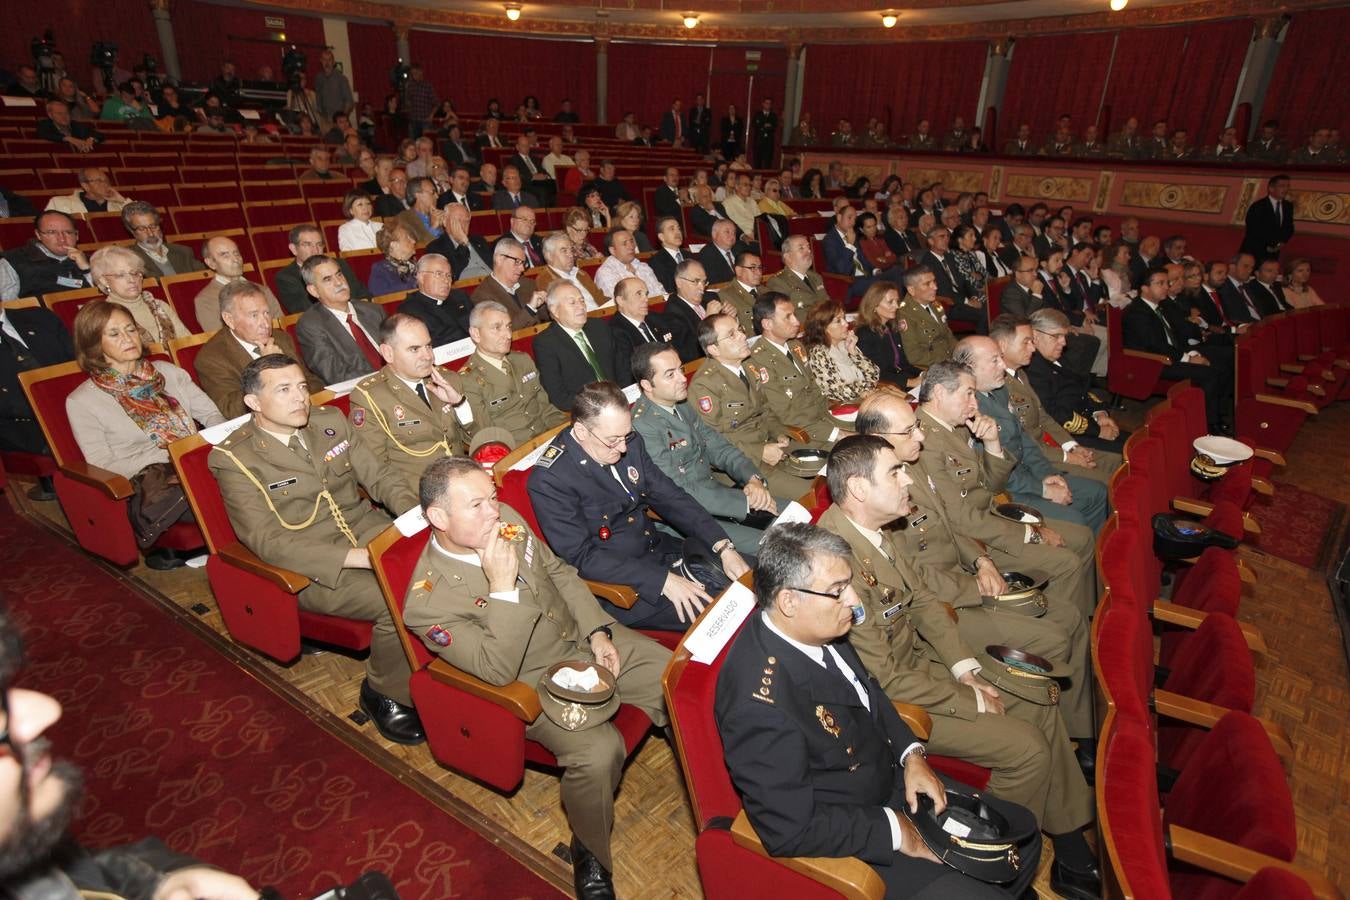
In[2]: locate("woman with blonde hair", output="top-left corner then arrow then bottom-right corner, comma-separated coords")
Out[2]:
801,299 -> 880,404
853,281 -> 921,388
89,246 -> 187,345
614,201 -> 652,252
1283,258 -> 1325,308
66,300 -> 223,567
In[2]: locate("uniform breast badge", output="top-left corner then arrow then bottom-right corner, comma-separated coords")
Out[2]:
425,625 -> 451,646
324,428 -> 336,436
627,466 -> 640,483
394,405 -> 406,421
352,409 -> 365,427
815,704 -> 840,737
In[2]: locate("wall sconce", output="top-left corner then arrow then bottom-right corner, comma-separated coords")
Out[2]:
1109,0 -> 1128,10
683,13 -> 700,28
504,3 -> 522,21
881,12 -> 898,28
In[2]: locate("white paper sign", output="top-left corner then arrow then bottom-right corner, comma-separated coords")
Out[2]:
198,413 -> 251,445
434,337 -> 474,366
685,581 -> 757,665
394,505 -> 429,537
509,441 -> 552,471
770,500 -> 812,528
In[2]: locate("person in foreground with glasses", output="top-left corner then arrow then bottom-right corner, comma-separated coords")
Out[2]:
0,212 -> 92,301
528,381 -> 751,631
0,604 -> 262,899
716,521 -> 1045,899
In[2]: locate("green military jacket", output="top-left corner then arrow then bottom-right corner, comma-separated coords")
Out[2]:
763,266 -> 830,316
456,349 -> 567,448
747,338 -> 843,444
631,395 -> 763,520
893,455 -> 990,610
895,298 -> 957,369
348,366 -> 469,496
714,280 -> 758,337
688,357 -> 791,461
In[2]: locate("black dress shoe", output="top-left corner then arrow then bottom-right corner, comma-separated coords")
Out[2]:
145,548 -> 186,571
1074,738 -> 1097,786
1051,859 -> 1102,900
27,476 -> 55,501
358,679 -> 425,745
570,837 -> 615,900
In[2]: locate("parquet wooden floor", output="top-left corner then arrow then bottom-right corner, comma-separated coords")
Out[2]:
9,394 -> 1346,898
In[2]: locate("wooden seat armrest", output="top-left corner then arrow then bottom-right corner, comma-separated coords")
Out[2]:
1254,393 -> 1318,415
891,701 -> 933,739
1123,348 -> 1172,365
1152,600 -> 1268,655
1279,363 -> 1305,375
786,426 -> 811,443
1297,354 -> 1317,362
1252,447 -> 1284,466
1166,825 -> 1345,900
1251,476 -> 1275,496
426,658 -> 542,722
729,810 -> 886,900
1333,358 -> 1350,370
1153,690 -> 1293,761
587,579 -> 638,609
217,541 -> 310,593
61,460 -> 134,500
1265,376 -> 1290,389
1173,497 -> 1261,534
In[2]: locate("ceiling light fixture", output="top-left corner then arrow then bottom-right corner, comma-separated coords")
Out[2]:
1109,0 -> 1128,10
683,13 -> 700,28
881,12 -> 898,28
504,3 -> 522,20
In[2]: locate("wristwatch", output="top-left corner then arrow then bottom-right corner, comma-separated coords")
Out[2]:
587,625 -> 613,642
712,538 -> 734,555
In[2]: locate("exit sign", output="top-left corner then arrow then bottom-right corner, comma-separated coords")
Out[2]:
264,16 -> 285,29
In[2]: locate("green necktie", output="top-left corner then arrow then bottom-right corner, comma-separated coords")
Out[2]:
573,330 -> 605,379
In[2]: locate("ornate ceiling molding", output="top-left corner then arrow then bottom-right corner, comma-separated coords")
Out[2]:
238,0 -> 1344,45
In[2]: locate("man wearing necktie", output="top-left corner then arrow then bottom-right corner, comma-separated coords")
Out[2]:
533,282 -> 622,408
294,255 -> 389,385
490,166 -> 540,212
349,314 -> 472,497
1240,174 -> 1295,263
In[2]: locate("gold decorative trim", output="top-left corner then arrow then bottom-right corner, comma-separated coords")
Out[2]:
1292,191 -> 1350,226
1233,178 -> 1261,225
989,165 -> 1004,203
1094,172 -> 1114,213
1004,174 -> 1094,204
1119,181 -> 1228,214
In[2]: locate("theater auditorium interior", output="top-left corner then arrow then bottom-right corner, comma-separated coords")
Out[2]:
0,0 -> 1348,897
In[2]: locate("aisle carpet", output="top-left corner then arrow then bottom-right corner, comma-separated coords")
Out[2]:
0,501 -> 565,900
1250,481 -> 1348,571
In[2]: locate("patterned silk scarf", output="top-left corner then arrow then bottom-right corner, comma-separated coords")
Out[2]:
89,359 -> 195,448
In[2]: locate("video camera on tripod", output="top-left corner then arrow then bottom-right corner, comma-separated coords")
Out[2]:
282,45 -> 307,91
30,30 -> 60,95
90,41 -> 119,94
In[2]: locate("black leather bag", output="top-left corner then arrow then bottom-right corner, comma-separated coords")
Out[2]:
1151,513 -> 1239,560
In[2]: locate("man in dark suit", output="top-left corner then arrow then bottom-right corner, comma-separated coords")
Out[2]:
471,239 -> 549,331
610,276 -> 696,381
435,166 -> 484,212
689,192 -> 731,240
649,217 -> 690,295
688,94 -> 713,153
659,100 -> 686,146
489,166 -> 540,211
663,260 -> 715,358
294,256 -> 389,385
534,281 -> 619,402
751,98 -> 778,168
716,523 -> 1042,900
495,206 -> 546,268
275,225 -> 371,315
399,253 -> 473,346
373,168 -> 410,219
1218,253 -> 1262,324
0,186 -> 35,219
438,125 -> 479,170
35,100 -> 103,151
1025,311 -> 1127,454
1122,267 -> 1230,431
1246,258 -> 1294,317
0,299 -> 72,494
426,204 -> 494,283
696,220 -> 743,286
919,227 -> 987,332
122,203 -> 202,279
474,118 -> 505,152
653,167 -> 683,220
506,134 -> 556,207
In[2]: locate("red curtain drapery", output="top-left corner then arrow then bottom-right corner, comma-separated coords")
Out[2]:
1000,31 -> 1119,141
798,41 -> 986,141
1262,6 -> 1350,145
171,1 -> 326,84
347,21 -> 398,114
2,1 -> 159,91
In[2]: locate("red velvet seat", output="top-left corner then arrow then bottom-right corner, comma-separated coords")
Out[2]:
167,203 -> 246,235
1141,409 -> 1253,540
169,433 -> 372,662
19,360 -> 204,567
368,521 -> 653,792
1106,304 -> 1178,401
1234,325 -> 1316,454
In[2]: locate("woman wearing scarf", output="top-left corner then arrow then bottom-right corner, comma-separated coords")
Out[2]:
89,246 -> 187,347
367,224 -> 420,295
66,300 -> 224,569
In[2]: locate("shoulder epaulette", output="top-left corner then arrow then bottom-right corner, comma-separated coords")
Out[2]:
536,442 -> 565,469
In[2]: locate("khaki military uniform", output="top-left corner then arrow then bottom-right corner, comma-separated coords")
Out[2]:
818,506 -> 1093,835
687,358 -> 817,502
747,338 -> 848,444
915,408 -> 1099,621
208,406 -> 420,705
898,455 -> 1093,736
349,367 -> 470,497
402,506 -> 669,871
714,280 -> 759,337
763,267 -> 830,316
895,299 -> 957,369
456,349 -> 567,448
1004,370 -> 1121,485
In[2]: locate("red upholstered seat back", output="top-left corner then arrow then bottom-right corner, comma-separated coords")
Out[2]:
1148,407 -> 1194,502
1099,714 -> 1171,900
499,470 -> 543,536
173,438 -> 240,556
1157,613 -> 1255,770
375,528 -> 439,670
173,341 -> 209,386
1236,867 -> 1317,900
1091,590 -> 1152,723
22,365 -> 88,468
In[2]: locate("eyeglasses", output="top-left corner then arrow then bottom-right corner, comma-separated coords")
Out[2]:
106,271 -> 144,279
0,688 -> 11,758
130,223 -> 161,234
679,276 -> 709,286
735,263 -> 763,271
422,270 -> 452,280
790,584 -> 851,602
500,255 -> 526,266
594,431 -> 635,449
872,424 -> 921,438
1034,329 -> 1069,340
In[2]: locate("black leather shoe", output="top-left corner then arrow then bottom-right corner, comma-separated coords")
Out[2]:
358,679 -> 425,745
145,548 -> 186,571
571,837 -> 616,900
1051,859 -> 1102,900
1074,738 -> 1097,786
27,476 -> 55,502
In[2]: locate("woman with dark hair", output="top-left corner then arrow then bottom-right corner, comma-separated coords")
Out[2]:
66,300 -> 223,567
432,99 -> 458,130
854,281 -> 921,388
797,168 -> 824,200
368,225 -> 420,295
875,175 -> 902,201
802,300 -> 880,404
951,223 -> 988,300
338,191 -> 383,252
857,212 -> 898,272
522,95 -> 543,120
960,128 -> 990,153
484,98 -> 503,119
846,176 -> 872,200
579,186 -> 612,229
1102,241 -> 1135,306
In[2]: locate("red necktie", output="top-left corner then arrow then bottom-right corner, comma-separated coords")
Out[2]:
522,241 -> 539,266
1206,288 -> 1231,326
347,313 -> 383,371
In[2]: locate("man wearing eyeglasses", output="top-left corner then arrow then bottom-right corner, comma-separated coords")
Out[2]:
399,253 -> 473,346
275,224 -> 372,316
713,250 -> 764,338
0,607 -> 264,899
593,227 -> 664,301
470,238 -> 548,331
533,281 -> 621,407
1019,310 -> 1127,457
43,167 -> 129,218
497,205 -> 545,267
121,201 -> 203,279
0,211 -> 91,301
528,381 -> 751,632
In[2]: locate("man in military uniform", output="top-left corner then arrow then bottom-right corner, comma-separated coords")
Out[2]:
895,266 -> 957,369
209,355 -> 424,744
958,338 -> 1109,533
689,314 -> 821,502
632,343 -> 782,555
856,388 -> 1096,747
713,250 -> 763,337
349,314 -> 470,496
762,235 -> 829,316
527,382 -> 751,631
748,293 -> 852,444
817,439 -> 1100,899
750,98 -> 778,169
915,361 -> 1100,620
456,300 -> 566,449
716,523 -> 1043,900
406,457 -> 669,899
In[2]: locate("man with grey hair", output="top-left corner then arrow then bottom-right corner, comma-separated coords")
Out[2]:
455,300 -> 565,447
194,234 -> 284,332
696,218 -> 743,285
426,202 -> 493,282
295,254 -> 389,384
44,167 -> 129,217
533,281 -> 621,408
122,201 -> 202,278
400,253 -> 472,345
276,224 -> 371,315
763,233 -> 829,315
534,231 -> 606,309
392,176 -> 444,244
716,521 -> 1043,900
470,238 -> 547,330
1019,309 -> 1127,457
195,280 -> 322,417
594,227 -> 664,300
